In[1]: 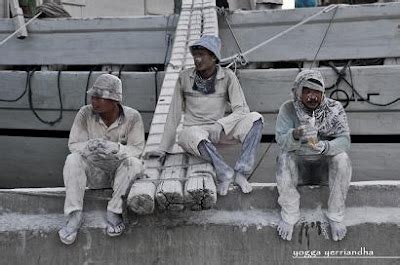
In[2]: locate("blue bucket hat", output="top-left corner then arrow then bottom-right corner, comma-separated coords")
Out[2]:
190,35 -> 222,62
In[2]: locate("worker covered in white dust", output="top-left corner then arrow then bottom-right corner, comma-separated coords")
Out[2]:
275,69 -> 352,242
59,74 -> 144,245
145,35 -> 264,196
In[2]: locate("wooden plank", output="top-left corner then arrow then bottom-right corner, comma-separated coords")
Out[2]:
155,154 -> 186,211
127,158 -> 160,215
0,71 -> 163,111
238,66 -> 400,112
260,112 -> 400,135
184,155 -> 217,211
218,143 -> 400,184
1,137 -> 399,188
220,3 -> 400,62
0,16 -> 177,65
0,109 -> 154,133
0,136 -> 68,188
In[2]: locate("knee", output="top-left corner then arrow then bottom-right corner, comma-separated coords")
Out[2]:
120,157 -> 143,172
331,152 -> 351,167
247,112 -> 263,124
177,126 -> 208,155
177,127 -> 199,145
64,153 -> 83,167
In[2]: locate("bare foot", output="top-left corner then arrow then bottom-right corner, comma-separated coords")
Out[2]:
217,181 -> 231,196
234,173 -> 253,194
277,219 -> 294,241
330,221 -> 347,241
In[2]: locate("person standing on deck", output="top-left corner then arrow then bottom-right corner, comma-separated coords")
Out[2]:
59,74 -> 144,245
275,69 -> 352,241
145,35 -> 264,196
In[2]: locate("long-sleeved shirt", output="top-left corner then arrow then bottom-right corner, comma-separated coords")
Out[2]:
275,100 -> 350,156
68,105 -> 145,159
160,65 -> 251,152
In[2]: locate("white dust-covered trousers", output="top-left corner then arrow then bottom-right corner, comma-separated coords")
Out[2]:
63,153 -> 142,215
276,151 -> 352,225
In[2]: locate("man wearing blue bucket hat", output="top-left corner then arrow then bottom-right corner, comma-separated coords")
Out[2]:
147,35 -> 264,196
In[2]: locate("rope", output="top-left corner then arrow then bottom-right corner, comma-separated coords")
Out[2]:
310,4 -> 338,69
220,5 -> 339,67
327,61 -> 400,108
28,70 -> 63,125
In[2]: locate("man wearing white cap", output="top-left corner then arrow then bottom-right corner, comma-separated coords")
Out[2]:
59,74 -> 145,245
147,35 -> 264,196
275,69 -> 352,242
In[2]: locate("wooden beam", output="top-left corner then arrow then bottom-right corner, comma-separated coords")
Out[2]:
260,112 -> 400,136
155,154 -> 186,211
0,109 -> 154,133
1,137 -> 399,188
127,158 -> 160,215
0,15 -> 177,65
220,3 -> 400,62
0,71 -> 163,111
184,155 -> 217,211
218,143 -> 400,184
237,66 -> 400,112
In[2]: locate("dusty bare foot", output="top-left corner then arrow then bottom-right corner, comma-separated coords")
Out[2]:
217,181 -> 231,196
234,172 -> 253,194
277,219 -> 294,241
330,221 -> 347,241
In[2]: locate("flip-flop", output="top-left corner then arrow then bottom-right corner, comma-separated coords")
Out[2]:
58,217 -> 83,245
106,220 -> 125,237
59,229 -> 78,245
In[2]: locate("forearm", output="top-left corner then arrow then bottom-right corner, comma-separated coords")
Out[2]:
276,129 -> 302,152
324,134 -> 351,156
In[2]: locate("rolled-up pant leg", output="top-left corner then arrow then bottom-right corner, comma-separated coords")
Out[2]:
198,140 -> 234,183
63,153 -> 88,215
326,152 -> 352,222
107,157 -> 143,214
276,152 -> 301,225
178,126 -> 234,183
234,118 -> 263,175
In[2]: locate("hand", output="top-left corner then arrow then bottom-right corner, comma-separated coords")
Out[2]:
96,140 -> 119,155
143,150 -> 166,160
293,125 -> 318,143
309,140 -> 327,154
208,123 -> 223,143
86,138 -> 119,156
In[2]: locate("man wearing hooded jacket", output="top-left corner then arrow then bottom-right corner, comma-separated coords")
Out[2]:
275,69 -> 352,242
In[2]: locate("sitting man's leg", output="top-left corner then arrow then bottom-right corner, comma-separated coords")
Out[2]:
327,152 -> 352,241
107,157 -> 143,237
233,117 -> 263,193
59,153 -> 87,245
198,140 -> 235,196
276,152 -> 300,241
178,126 -> 234,196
